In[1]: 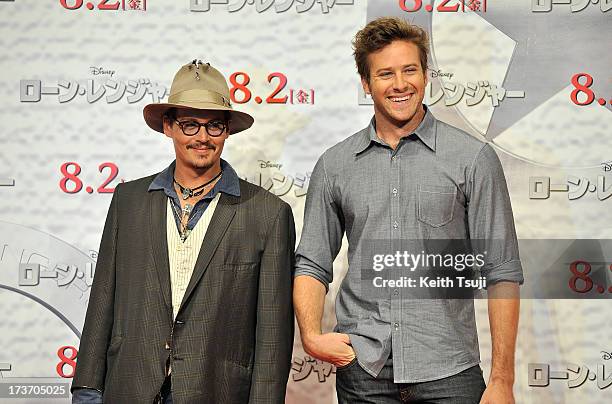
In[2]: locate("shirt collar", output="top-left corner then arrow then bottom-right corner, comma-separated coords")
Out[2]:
148,158 -> 241,198
354,105 -> 437,154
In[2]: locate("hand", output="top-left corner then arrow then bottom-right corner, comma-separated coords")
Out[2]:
479,380 -> 514,404
303,332 -> 356,367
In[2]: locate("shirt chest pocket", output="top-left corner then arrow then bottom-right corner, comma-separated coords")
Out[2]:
417,185 -> 457,227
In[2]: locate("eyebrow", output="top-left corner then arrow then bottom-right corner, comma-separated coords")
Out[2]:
176,117 -> 224,122
375,64 -> 419,74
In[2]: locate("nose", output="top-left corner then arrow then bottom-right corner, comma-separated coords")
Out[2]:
392,72 -> 408,92
192,125 -> 211,141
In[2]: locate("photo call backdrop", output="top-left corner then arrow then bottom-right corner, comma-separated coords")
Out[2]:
0,1 -> 610,403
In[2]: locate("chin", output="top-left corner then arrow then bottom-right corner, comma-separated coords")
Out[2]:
389,110 -> 418,123
191,159 -> 214,171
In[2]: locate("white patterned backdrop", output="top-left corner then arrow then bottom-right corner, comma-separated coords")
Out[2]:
0,1 -> 610,403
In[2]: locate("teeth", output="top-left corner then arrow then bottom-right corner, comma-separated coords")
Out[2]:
390,95 -> 412,102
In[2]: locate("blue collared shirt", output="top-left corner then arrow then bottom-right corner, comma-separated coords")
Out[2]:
148,158 -> 241,233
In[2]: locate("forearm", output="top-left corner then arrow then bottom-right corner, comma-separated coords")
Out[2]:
487,281 -> 520,384
293,275 -> 356,367
293,275 -> 326,347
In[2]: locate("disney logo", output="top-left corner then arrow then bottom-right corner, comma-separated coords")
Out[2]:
258,160 -> 283,169
602,351 -> 612,360
90,66 -> 116,77
602,161 -> 612,172
430,69 -> 454,80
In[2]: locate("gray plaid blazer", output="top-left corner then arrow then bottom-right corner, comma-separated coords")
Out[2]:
72,174 -> 295,404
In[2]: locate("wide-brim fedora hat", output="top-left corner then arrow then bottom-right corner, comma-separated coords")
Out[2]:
143,60 -> 254,134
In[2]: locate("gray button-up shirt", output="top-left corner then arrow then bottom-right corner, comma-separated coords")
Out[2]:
295,107 -> 523,383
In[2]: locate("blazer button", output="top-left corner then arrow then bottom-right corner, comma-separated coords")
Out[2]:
175,319 -> 185,326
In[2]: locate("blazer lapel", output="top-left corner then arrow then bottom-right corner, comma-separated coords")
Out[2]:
178,192 -> 239,313
149,190 -> 172,312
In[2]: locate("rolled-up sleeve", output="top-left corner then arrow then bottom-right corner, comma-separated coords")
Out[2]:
295,154 -> 344,292
467,144 -> 524,286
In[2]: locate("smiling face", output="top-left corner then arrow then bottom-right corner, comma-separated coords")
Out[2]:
361,40 -> 427,130
162,109 -> 230,173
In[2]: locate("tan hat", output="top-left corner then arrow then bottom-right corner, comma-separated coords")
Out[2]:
143,60 -> 254,134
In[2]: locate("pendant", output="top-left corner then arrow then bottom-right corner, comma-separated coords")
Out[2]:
180,229 -> 191,242
181,188 -> 191,200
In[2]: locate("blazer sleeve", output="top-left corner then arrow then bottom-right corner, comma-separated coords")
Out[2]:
71,183 -> 121,393
248,202 -> 296,404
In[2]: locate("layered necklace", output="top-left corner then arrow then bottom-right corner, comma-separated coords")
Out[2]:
172,170 -> 223,242
173,170 -> 222,200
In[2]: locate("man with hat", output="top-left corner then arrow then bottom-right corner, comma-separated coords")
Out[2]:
71,60 -> 296,403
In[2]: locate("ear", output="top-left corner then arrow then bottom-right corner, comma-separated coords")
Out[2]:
361,76 -> 371,95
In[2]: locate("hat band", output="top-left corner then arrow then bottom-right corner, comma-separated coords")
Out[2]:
168,89 -> 232,108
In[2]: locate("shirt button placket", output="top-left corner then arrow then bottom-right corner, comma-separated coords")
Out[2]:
391,153 -> 400,232
390,150 -> 403,374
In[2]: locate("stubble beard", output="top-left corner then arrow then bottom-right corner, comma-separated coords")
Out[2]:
191,155 -> 215,171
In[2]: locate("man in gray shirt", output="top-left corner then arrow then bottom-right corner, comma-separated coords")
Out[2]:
294,17 -> 523,404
